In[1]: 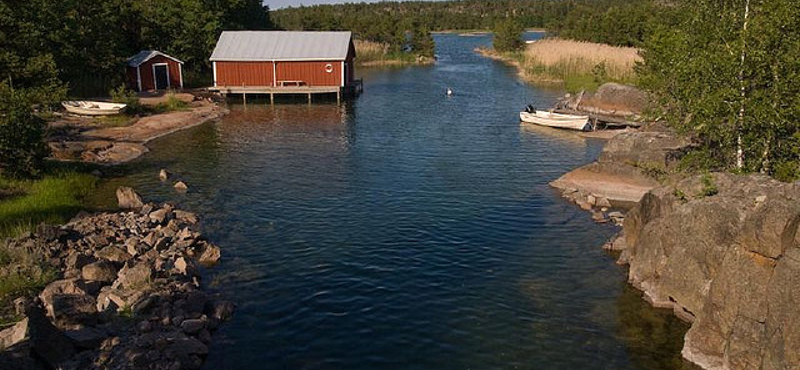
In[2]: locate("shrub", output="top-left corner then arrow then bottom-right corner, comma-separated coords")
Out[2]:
493,19 -> 524,52
0,83 -> 49,178
110,85 -> 144,115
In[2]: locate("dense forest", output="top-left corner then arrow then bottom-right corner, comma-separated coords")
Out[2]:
0,0 -> 272,100
272,0 -> 670,48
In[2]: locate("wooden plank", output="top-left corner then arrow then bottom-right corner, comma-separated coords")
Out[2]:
209,86 -> 340,94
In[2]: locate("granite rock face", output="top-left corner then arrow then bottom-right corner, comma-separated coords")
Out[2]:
551,123 -> 693,210
558,83 -> 649,119
618,173 -> 800,370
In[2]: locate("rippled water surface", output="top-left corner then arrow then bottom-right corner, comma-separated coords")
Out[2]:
96,33 -> 690,369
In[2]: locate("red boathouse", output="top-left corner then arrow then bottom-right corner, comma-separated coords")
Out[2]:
126,50 -> 184,92
209,31 -> 360,102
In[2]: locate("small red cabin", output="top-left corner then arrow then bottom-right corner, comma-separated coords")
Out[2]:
126,50 -> 184,92
209,31 -> 356,90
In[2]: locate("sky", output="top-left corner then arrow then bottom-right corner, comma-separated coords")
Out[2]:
266,0 -> 442,10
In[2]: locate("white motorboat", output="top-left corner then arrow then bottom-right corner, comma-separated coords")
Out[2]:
62,101 -> 127,116
519,106 -> 591,131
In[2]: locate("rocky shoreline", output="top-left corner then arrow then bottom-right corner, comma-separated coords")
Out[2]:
554,126 -> 800,369
0,187 -> 232,370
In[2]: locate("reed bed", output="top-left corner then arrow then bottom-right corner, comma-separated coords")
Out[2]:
354,39 -> 417,67
354,40 -> 390,65
482,38 -> 641,91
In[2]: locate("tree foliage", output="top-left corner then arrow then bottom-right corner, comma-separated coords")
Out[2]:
493,19 -> 525,52
272,0 -> 671,50
411,26 -> 435,58
0,83 -> 49,178
549,0 -> 676,47
638,0 -> 800,180
0,0 -> 272,96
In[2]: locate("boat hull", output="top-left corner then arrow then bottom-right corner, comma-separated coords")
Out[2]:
62,101 -> 127,116
519,111 -> 590,131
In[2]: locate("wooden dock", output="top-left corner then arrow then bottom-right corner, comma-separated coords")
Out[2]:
208,79 -> 363,104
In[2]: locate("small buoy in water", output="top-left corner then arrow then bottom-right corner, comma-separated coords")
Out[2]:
446,88 -> 453,96
159,169 -> 170,181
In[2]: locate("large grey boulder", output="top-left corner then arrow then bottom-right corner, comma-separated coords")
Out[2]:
550,125 -> 692,208
618,173 -> 800,369
116,262 -> 154,289
560,83 -> 648,118
0,318 -> 29,350
82,261 -> 118,283
116,187 -> 144,210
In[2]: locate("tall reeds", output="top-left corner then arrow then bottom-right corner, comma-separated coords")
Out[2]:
520,38 -> 641,91
354,40 -> 390,65
354,40 -> 417,67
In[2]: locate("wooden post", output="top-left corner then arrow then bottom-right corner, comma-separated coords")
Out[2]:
308,93 -> 312,104
337,91 -> 341,105
243,93 -> 247,106
270,93 -> 274,105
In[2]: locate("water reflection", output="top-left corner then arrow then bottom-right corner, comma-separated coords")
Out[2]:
520,122 -> 588,148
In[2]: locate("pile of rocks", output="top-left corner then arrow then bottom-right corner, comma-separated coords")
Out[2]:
559,188 -> 625,225
0,187 -> 231,370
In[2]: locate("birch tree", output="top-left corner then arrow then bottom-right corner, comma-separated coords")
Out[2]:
638,0 -> 800,180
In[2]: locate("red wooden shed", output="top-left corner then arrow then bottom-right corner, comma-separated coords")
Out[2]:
209,31 -> 356,91
126,50 -> 184,92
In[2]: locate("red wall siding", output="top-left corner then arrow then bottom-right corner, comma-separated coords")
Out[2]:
215,61 -> 274,87
140,56 -> 182,91
275,61 -> 341,87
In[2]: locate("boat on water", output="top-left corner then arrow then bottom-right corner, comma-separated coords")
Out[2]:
62,101 -> 127,116
519,105 -> 591,131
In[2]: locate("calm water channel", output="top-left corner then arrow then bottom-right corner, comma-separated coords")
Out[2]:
94,33 -> 691,369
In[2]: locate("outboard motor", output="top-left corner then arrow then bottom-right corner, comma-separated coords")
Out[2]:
524,105 -> 536,113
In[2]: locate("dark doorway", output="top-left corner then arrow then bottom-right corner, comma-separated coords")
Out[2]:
154,65 -> 169,90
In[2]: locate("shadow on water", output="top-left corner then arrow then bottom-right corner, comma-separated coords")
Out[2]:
616,283 -> 700,370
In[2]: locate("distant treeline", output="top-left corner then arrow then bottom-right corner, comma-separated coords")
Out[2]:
272,0 -> 676,48
0,0 -> 273,98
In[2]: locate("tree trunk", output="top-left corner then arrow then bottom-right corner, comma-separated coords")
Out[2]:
736,0 -> 751,170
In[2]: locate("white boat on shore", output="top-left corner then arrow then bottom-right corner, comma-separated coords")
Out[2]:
519,107 -> 591,131
62,101 -> 127,116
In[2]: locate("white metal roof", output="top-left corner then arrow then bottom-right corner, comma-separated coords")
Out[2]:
126,50 -> 183,67
209,31 -> 353,62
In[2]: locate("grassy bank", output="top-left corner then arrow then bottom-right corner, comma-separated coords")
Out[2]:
355,40 -> 431,67
0,170 -> 96,324
478,38 -> 641,92
0,172 -> 97,238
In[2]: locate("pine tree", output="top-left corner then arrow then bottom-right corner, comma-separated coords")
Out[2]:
493,19 -> 524,52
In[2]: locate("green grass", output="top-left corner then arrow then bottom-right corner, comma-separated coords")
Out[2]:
0,172 -> 97,238
0,170 -> 96,325
152,94 -> 189,113
521,57 -> 638,93
0,244 -> 56,326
